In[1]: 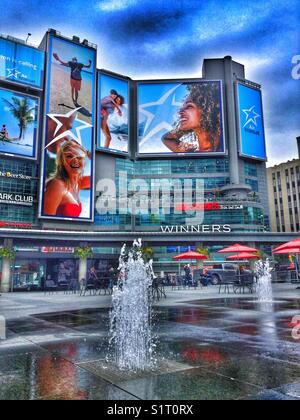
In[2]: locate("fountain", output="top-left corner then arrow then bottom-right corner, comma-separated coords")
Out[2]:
108,239 -> 155,371
255,259 -> 273,303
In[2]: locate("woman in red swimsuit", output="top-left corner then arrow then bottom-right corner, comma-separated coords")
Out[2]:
44,140 -> 91,217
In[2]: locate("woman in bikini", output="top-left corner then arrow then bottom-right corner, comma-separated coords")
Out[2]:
43,140 -> 91,218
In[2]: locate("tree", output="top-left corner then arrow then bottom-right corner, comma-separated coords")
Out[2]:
3,96 -> 35,140
196,246 -> 210,258
142,247 -> 154,262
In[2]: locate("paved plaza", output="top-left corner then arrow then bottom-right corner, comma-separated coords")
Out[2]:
0,284 -> 300,400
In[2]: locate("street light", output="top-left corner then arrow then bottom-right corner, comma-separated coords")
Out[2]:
26,33 -> 32,43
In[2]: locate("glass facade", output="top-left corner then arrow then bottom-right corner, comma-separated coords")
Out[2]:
94,157 -> 266,232
244,162 -> 258,177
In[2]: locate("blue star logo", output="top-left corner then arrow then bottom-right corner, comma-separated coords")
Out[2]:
242,106 -> 260,128
6,68 -> 22,80
139,85 -> 183,148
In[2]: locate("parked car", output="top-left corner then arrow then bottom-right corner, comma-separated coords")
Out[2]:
194,263 -> 251,286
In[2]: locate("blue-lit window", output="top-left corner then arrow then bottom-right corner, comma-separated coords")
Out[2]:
245,179 -> 259,192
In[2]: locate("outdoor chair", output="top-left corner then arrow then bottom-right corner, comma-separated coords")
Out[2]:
152,278 -> 167,302
64,279 -> 79,295
218,281 -> 235,294
44,280 -> 58,295
233,274 -> 255,294
80,280 -> 96,296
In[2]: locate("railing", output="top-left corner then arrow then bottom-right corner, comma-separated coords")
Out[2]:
272,270 -> 300,283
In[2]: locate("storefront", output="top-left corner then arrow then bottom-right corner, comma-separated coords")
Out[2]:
10,245 -> 120,292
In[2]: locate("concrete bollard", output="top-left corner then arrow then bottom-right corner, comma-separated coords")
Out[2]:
0,316 -> 6,340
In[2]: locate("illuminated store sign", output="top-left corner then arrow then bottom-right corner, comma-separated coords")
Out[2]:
0,171 -> 33,180
160,224 -> 232,233
0,221 -> 33,228
0,193 -> 34,206
41,247 -> 75,253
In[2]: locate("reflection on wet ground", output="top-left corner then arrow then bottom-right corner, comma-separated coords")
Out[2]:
0,296 -> 299,400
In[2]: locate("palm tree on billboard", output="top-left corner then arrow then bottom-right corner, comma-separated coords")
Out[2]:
2,96 -> 35,140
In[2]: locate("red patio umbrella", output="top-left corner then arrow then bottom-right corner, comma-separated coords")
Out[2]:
273,239 -> 300,252
226,252 -> 259,261
218,244 -> 258,254
173,251 -> 208,261
273,247 -> 300,255
173,251 -> 208,276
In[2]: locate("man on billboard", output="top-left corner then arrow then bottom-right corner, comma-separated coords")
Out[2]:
162,83 -> 222,153
53,53 -> 92,107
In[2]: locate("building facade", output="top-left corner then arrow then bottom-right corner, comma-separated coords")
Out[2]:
267,138 -> 300,233
0,29 -> 295,293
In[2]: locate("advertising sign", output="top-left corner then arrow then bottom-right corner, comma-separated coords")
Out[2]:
98,72 -> 129,154
137,80 -> 225,156
40,35 -> 96,221
0,37 -> 44,89
0,87 -> 39,159
0,192 -> 34,206
237,83 -> 267,161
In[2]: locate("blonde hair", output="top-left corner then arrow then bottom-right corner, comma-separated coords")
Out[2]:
47,140 -> 87,190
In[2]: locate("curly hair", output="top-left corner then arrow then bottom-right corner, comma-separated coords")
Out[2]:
186,82 -> 221,137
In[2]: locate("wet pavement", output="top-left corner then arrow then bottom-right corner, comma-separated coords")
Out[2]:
0,286 -> 300,400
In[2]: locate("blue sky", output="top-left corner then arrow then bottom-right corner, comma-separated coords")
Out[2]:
1,0 -> 299,165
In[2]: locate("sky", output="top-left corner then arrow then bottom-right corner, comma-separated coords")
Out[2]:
1,0 -> 299,166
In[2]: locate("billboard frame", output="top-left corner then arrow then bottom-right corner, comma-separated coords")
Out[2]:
0,85 -> 40,161
38,31 -> 97,223
0,35 -> 45,91
135,78 -> 227,159
96,69 -> 131,157
235,80 -> 267,162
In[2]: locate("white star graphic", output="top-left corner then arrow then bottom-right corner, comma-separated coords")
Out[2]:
6,68 -> 22,79
139,85 -> 182,147
46,108 -> 92,150
242,105 -> 260,128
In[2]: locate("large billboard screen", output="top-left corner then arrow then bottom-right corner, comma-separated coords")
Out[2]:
40,35 -> 96,222
237,83 -> 267,161
137,80 -> 225,156
98,72 -> 129,154
0,87 -> 39,159
0,37 -> 45,89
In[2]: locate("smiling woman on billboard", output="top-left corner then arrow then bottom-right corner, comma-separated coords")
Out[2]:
162,83 -> 222,153
44,140 -> 91,217
138,80 -> 224,155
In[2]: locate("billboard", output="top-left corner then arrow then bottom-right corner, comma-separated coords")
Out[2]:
98,72 -> 130,154
137,80 -> 225,156
0,37 -> 44,89
0,87 -> 39,159
40,35 -> 96,222
237,83 -> 267,161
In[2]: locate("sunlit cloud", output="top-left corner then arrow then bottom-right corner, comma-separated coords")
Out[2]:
95,0 -> 138,12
